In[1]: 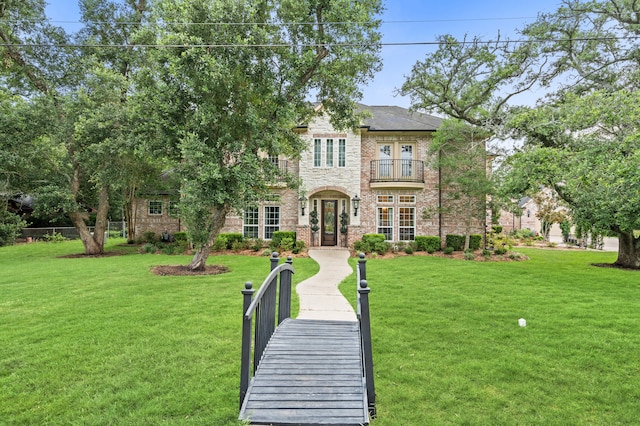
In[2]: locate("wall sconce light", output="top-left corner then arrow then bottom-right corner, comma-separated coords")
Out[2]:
299,195 -> 308,216
352,194 -> 361,217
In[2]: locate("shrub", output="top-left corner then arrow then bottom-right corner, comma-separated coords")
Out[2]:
482,249 -> 492,257
354,234 -> 390,254
231,240 -> 247,251
464,249 -> 475,261
271,231 -> 296,249
404,246 -> 414,255
262,249 -> 272,256
0,209 -> 26,246
469,234 -> 482,250
414,236 -> 441,252
142,243 -> 157,254
249,238 -> 265,252
494,247 -> 507,255
173,232 -> 188,242
42,232 -> 66,243
213,235 -> 228,251
426,247 -> 435,254
279,237 -> 295,251
443,246 -> 454,255
492,225 -> 503,234
512,229 -> 535,239
161,244 -> 178,255
143,231 -> 156,243
445,234 -> 465,251
292,240 -> 305,254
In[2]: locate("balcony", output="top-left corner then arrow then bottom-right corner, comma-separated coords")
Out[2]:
267,160 -> 289,187
370,159 -> 425,189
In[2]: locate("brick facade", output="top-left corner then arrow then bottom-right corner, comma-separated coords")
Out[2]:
134,106 -> 487,248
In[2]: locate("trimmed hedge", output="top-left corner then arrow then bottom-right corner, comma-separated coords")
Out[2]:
414,236 -> 441,252
445,234 -> 483,251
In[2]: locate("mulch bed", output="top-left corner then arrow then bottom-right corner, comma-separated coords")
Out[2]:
151,264 -> 230,276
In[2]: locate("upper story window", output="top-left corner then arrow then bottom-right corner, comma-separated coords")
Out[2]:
338,139 -> 346,167
399,195 -> 416,204
148,200 -> 162,215
326,139 -> 334,167
314,139 -> 322,167
377,195 -> 394,204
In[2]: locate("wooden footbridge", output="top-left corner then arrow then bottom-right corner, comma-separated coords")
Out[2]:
239,253 -> 375,425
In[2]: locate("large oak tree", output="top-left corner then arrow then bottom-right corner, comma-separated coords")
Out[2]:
136,0 -> 383,270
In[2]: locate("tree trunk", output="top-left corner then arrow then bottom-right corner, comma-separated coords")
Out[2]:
615,231 -> 640,269
68,185 -> 110,255
187,204 -> 230,271
125,183 -> 138,242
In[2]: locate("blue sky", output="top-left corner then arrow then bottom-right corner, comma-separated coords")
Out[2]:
45,0 -> 563,107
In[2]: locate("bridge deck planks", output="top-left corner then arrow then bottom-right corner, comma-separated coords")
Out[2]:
239,319 -> 368,426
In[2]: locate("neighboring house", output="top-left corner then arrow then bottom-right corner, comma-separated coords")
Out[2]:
133,104 -> 488,247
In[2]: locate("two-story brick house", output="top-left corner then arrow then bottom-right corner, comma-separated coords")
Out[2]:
133,103 -> 486,247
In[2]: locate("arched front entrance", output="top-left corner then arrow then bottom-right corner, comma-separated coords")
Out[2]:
309,189 -> 350,247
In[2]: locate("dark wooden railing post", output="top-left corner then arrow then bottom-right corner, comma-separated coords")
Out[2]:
254,253 -> 279,371
239,281 -> 254,409
278,256 -> 293,324
358,278 -> 376,418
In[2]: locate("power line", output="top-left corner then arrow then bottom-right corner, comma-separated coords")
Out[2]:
2,36 -> 638,49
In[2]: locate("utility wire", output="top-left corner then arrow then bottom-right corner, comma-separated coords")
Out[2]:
1,36 -> 638,49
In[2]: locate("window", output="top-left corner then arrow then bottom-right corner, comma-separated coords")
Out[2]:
399,195 -> 416,204
326,138 -> 334,167
243,207 -> 259,238
377,195 -> 394,204
338,139 -> 346,167
264,206 -> 280,239
149,200 -> 162,215
314,139 -> 322,167
401,145 -> 413,177
168,201 -> 179,217
379,144 -> 392,177
377,207 -> 393,241
399,207 -> 415,241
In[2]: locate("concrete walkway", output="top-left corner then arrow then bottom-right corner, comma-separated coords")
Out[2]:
296,248 -> 357,322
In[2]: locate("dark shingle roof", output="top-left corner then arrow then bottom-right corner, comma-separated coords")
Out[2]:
357,104 -> 442,131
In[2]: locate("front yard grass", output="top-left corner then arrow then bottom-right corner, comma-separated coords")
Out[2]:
0,239 -> 317,425
342,248 -> 640,425
2,241 -> 638,424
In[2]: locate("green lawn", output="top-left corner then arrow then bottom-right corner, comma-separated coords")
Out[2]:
2,242 -> 639,424
342,249 -> 640,425
0,239 -> 318,425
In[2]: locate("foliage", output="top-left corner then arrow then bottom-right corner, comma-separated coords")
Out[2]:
42,232 -> 66,243
429,120 -> 493,250
494,247 -> 508,255
464,249 -> 475,261
271,231 -> 296,248
173,232 -> 188,242
404,246 -> 414,255
292,240 -> 305,255
212,235 -> 228,251
492,225 -> 503,234
414,236 -> 441,252
443,246 -> 454,255
309,209 -> 320,233
445,234 -> 480,251
339,211 -> 349,234
559,220 -> 572,243
133,0 -> 383,270
0,208 -> 26,246
354,234 -> 390,255
141,242 -> 157,254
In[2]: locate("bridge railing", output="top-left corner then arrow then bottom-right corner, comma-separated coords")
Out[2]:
357,253 -> 376,418
240,253 -> 294,408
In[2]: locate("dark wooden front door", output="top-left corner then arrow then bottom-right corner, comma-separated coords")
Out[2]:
321,200 -> 338,246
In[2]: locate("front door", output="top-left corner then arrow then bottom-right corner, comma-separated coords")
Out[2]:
321,200 -> 337,246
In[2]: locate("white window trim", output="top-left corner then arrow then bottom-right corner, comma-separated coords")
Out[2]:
377,207 -> 394,241
399,207 -> 416,242
148,200 -> 163,216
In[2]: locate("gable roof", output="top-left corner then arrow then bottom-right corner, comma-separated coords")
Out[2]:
357,104 -> 442,131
